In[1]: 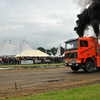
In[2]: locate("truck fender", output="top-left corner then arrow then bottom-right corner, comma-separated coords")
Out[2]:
84,57 -> 96,67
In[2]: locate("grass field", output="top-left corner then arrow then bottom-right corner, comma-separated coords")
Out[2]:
0,63 -> 64,68
1,84 -> 100,100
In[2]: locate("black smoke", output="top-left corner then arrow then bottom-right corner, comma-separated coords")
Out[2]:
74,0 -> 100,37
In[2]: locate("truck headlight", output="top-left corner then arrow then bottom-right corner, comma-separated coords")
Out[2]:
65,61 -> 67,63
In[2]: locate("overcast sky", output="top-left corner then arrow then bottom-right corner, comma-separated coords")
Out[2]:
0,0 -> 81,49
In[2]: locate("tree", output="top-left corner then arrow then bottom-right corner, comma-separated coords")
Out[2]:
37,46 -> 65,56
51,47 -> 57,55
61,46 -> 65,55
56,46 -> 65,56
46,49 -> 51,55
37,47 -> 46,53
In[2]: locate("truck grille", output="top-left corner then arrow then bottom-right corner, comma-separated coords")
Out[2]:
65,52 -> 77,58
67,59 -> 75,63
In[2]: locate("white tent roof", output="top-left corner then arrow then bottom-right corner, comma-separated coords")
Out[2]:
15,50 -> 49,57
14,39 -> 33,55
0,39 -> 33,56
0,39 -> 15,56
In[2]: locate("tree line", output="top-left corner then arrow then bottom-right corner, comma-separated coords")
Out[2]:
37,46 -> 65,56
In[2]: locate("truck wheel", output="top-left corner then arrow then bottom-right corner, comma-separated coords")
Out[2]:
84,62 -> 94,73
71,66 -> 80,72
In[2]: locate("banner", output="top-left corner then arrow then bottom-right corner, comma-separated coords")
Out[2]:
55,43 -> 61,56
21,60 -> 33,64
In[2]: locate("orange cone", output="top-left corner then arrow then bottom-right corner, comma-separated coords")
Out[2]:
18,66 -> 20,68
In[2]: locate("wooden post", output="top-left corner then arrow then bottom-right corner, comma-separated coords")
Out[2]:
15,81 -> 17,98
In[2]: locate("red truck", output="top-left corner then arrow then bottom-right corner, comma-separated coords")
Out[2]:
64,36 -> 100,72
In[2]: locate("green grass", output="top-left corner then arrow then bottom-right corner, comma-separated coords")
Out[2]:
0,63 -> 64,68
1,84 -> 100,100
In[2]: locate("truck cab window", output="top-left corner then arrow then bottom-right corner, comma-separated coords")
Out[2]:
80,40 -> 88,47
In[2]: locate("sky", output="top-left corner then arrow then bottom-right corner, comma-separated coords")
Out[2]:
0,0 -> 81,49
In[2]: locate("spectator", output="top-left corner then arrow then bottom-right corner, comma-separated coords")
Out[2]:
6,56 -> 9,65
0,57 -> 2,65
2,56 -> 5,65
17,58 -> 20,65
41,57 -> 45,64
33,57 -> 36,64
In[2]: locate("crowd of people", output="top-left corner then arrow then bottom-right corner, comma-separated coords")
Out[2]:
0,56 -> 19,65
0,56 -> 64,65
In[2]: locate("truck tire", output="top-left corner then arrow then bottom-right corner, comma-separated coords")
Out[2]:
84,62 -> 94,73
71,66 -> 80,72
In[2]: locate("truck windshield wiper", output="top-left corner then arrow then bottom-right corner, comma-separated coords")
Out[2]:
68,52 -> 74,58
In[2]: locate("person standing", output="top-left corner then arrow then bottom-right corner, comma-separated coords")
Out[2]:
2,56 -> 5,65
17,58 -> 20,65
0,57 -> 2,65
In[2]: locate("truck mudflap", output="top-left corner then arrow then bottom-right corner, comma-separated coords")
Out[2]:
65,63 -> 83,67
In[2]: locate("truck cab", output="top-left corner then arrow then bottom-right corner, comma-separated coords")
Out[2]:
64,37 -> 100,72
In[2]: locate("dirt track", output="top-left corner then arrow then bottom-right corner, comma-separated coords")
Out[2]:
1,67 -> 100,98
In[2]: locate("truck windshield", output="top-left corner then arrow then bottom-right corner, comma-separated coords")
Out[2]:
65,39 -> 78,51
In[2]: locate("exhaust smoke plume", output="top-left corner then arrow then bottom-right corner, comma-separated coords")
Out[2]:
74,0 -> 100,37
73,0 -> 93,10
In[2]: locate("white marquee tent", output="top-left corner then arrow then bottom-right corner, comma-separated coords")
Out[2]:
15,50 -> 49,57
0,39 -> 15,56
14,39 -> 33,55
0,39 -> 33,56
0,39 -> 49,57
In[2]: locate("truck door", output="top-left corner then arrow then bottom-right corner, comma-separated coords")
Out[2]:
79,40 -> 89,58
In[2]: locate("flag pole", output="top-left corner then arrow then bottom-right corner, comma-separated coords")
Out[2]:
20,41 -> 21,64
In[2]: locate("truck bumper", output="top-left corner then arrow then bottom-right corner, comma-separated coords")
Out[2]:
65,63 -> 83,67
